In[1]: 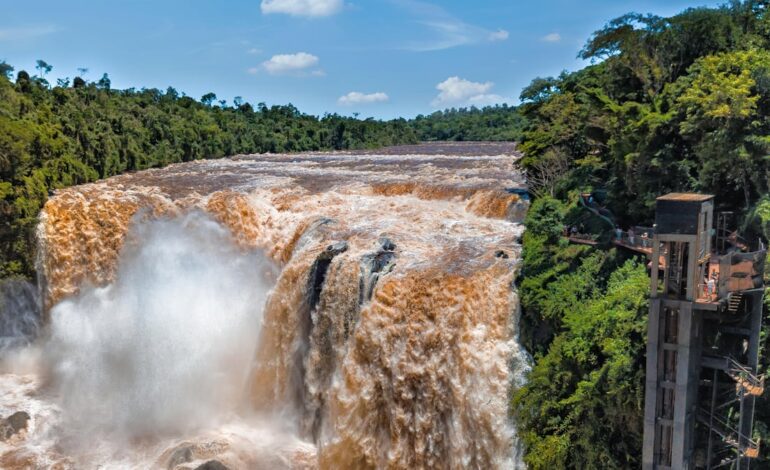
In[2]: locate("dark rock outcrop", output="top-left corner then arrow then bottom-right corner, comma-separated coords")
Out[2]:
0,411 -> 30,441
359,238 -> 397,305
308,241 -> 349,310
378,236 -> 396,252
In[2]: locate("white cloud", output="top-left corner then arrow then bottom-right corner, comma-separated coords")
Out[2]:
410,20 -> 475,51
247,67 -> 260,75
395,1 -> 510,51
0,25 -> 57,41
488,29 -> 509,42
260,0 -> 343,17
542,32 -> 561,43
338,91 -> 389,106
262,52 -> 319,75
431,76 -> 508,108
246,47 -> 261,55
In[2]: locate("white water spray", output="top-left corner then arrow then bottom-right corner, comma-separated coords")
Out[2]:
0,280 -> 40,353
46,212 -> 277,444
1,145 -> 527,469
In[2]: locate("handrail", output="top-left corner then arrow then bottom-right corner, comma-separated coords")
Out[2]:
727,357 -> 753,376
698,408 -> 760,456
696,282 -> 718,302
614,231 -> 654,251
725,357 -> 765,395
578,194 -> 616,229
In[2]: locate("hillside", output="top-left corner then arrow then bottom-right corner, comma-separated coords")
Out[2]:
512,2 -> 770,468
0,69 -> 417,279
410,105 -> 526,142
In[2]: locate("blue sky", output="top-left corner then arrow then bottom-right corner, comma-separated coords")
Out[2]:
1,0 -> 722,119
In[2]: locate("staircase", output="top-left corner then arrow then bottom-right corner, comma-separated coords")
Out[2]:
727,292 -> 744,313
578,193 -> 615,229
726,357 -> 765,397
698,409 -> 761,459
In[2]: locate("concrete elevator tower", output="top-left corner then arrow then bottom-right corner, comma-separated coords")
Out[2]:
642,193 -> 766,469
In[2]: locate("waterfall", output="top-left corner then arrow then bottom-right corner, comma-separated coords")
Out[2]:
46,212 -> 276,442
0,279 -> 41,353
0,145 -> 529,469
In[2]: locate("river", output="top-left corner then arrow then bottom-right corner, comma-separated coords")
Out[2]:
0,142 -> 529,469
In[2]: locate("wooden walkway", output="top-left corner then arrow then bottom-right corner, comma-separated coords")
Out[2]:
567,236 -> 599,246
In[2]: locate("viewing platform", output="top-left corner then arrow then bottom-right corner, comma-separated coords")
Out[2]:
612,227 -> 655,255
641,192 -> 766,469
566,193 -> 765,314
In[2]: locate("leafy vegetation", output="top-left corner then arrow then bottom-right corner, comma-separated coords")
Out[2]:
410,105 -> 526,142
4,2 -> 770,466
0,64 -> 417,279
519,3 -> 770,223
514,1 -> 770,467
515,197 -> 648,469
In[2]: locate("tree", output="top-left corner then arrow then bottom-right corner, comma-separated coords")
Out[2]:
0,61 -> 13,80
520,77 -> 559,104
676,50 -> 770,208
97,73 -> 111,90
233,96 -> 244,108
15,70 -> 31,92
525,196 -> 567,243
201,92 -> 217,106
0,59 -> 417,279
35,59 -> 52,78
527,147 -> 571,197
165,86 -> 179,100
515,259 -> 649,470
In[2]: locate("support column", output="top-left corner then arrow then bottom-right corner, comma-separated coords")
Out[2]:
672,302 -> 694,468
643,298 -> 661,469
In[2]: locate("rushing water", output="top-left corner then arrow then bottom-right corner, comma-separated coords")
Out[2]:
48,213 -> 276,442
0,280 -> 40,353
0,143 -> 528,469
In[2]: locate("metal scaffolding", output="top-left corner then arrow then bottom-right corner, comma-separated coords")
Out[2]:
642,193 -> 766,470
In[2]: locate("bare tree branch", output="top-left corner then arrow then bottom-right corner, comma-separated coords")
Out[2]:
527,148 -> 571,198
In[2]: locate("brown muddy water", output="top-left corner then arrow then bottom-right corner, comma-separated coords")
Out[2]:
0,142 -> 529,469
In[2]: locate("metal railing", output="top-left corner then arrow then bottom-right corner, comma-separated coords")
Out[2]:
697,282 -> 719,302
718,250 -> 766,297
614,230 -> 655,251
698,408 -> 760,458
726,357 -> 765,397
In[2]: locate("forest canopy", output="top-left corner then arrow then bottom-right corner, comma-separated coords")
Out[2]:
513,1 -> 770,468
0,66 -> 417,279
410,104 -> 526,142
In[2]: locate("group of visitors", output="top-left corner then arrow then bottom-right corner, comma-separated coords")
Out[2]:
614,226 -> 652,248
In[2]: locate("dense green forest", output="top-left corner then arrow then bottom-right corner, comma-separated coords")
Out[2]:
513,1 -> 770,468
410,104 -> 527,141
5,1 -> 770,466
0,65 -> 417,280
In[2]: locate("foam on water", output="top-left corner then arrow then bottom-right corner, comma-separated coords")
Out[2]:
2,144 -> 528,469
46,211 -> 276,444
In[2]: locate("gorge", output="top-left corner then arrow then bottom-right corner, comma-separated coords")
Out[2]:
0,142 -> 529,469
